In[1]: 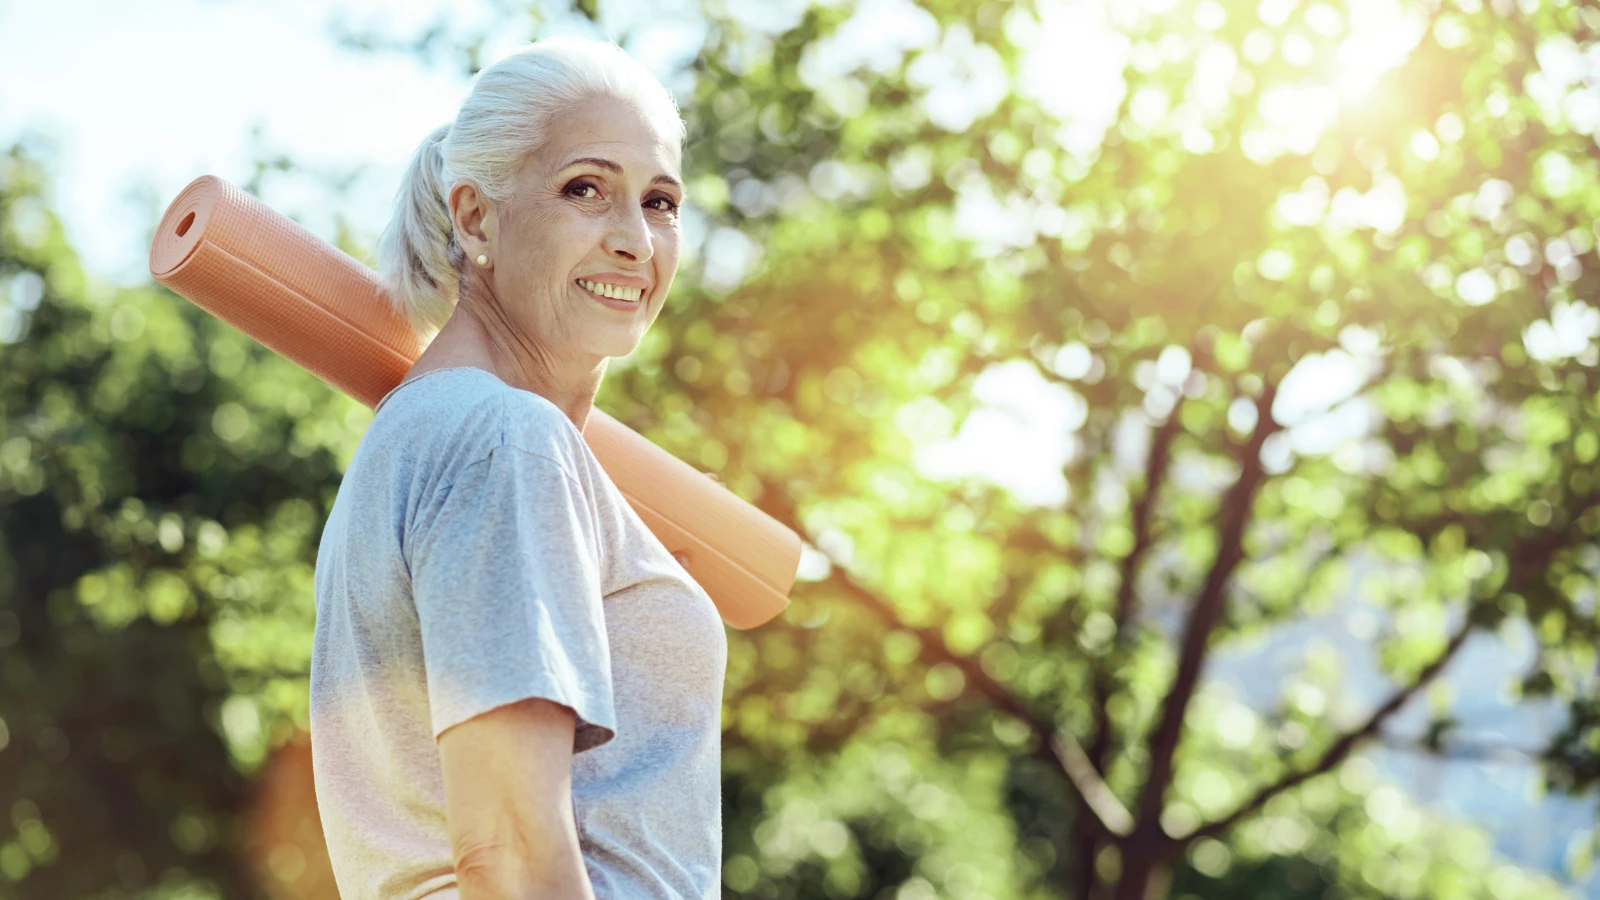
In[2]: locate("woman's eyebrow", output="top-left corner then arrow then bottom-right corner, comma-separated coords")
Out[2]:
561,156 -> 683,191
562,156 -> 623,174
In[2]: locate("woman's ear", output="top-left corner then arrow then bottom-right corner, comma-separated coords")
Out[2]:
449,181 -> 495,262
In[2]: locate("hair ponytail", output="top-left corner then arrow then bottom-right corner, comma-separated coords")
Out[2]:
375,123 -> 462,338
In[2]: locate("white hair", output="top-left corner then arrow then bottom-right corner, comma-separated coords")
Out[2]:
374,36 -> 685,338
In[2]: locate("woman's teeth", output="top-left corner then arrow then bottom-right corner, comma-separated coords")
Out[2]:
577,279 -> 643,302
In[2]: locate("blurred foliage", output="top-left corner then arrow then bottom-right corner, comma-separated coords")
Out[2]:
6,0 -> 1600,897
0,140 -> 372,897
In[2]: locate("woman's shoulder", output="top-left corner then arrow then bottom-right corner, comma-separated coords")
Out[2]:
497,384 -> 592,480
371,367 -> 588,481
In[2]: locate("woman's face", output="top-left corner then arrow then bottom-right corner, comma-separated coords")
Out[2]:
463,96 -> 684,360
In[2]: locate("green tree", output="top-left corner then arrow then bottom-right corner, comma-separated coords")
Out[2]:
576,0 -> 1600,896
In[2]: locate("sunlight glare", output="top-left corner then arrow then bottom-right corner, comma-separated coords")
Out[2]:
1015,0 -> 1131,160
1330,0 -> 1428,100
914,361 -> 1087,509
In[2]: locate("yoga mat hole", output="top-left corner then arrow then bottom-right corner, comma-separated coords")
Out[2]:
176,212 -> 195,237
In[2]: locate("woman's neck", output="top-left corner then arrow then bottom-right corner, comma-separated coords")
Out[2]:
407,302 -> 606,434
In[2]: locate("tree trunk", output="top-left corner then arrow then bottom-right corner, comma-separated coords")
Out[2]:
1070,809 -> 1102,900
1111,842 -> 1169,900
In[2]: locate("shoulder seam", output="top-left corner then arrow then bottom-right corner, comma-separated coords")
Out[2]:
495,389 -> 589,470
435,444 -> 585,499
496,386 -> 508,454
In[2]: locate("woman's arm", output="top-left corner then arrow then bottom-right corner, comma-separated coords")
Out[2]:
438,697 -> 596,900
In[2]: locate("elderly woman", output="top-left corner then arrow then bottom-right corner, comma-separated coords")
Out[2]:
309,37 -> 724,900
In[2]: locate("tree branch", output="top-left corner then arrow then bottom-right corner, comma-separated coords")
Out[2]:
824,562 -> 1136,836
1072,391 -> 1188,894
1179,612 -> 1474,848
1053,731 -> 1136,837
1377,734 -> 1540,764
1127,384 -> 1282,839
1091,391 -> 1187,770
759,488 -> 1134,837
1173,498 -> 1596,854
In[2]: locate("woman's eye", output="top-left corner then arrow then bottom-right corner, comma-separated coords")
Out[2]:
566,182 -> 599,199
646,196 -> 680,213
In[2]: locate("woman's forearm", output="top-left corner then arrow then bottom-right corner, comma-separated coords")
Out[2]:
439,697 -> 596,900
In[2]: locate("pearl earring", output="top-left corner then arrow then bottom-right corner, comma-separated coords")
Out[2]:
475,254 -> 488,266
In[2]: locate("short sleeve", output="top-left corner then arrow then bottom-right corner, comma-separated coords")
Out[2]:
407,444 -> 616,752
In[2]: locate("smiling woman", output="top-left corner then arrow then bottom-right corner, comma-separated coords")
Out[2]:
375,38 -> 685,336
311,36 -> 727,900
373,37 -> 688,428
420,93 -> 687,410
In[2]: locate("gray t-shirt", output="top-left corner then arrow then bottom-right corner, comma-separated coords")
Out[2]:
310,366 -> 727,900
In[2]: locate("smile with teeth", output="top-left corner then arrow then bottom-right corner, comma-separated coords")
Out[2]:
577,278 -> 644,303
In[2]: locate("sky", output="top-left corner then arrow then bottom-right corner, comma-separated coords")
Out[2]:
0,0 -> 498,285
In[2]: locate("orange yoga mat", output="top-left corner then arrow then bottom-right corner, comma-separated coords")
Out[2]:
149,175 -> 799,630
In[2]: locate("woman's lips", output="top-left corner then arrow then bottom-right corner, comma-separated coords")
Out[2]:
576,279 -> 643,311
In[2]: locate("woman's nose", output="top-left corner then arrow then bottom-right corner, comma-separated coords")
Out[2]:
606,209 -> 653,262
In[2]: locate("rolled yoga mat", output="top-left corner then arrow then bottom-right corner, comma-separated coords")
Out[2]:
149,174 -> 799,631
